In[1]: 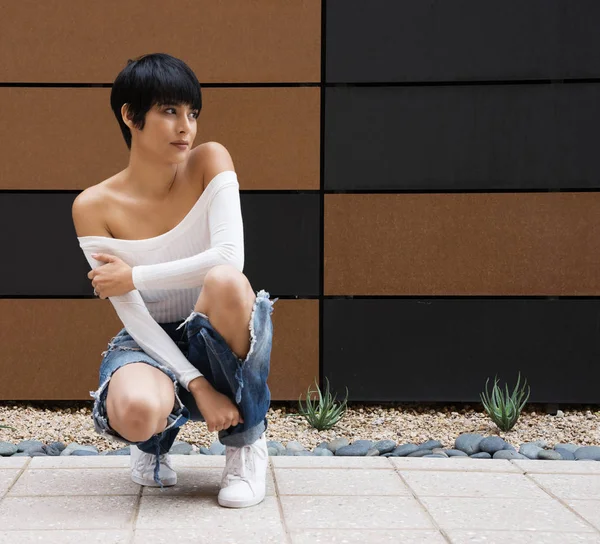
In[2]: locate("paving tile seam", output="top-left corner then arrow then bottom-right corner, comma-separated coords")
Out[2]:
15,491 -> 596,499
520,471 -> 600,476
272,465 -> 523,472
388,459 -> 526,473
447,528 -> 600,534
394,467 -> 523,473
0,457 -> 31,501
291,528 -> 599,533
390,463 -> 453,543
268,462 -> 294,544
287,528 -> 448,537
0,529 -> 134,533
128,485 -> 143,544
270,464 -> 393,469
522,472 -> 600,535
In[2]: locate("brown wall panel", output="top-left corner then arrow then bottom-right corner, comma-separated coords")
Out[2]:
0,87 -> 320,191
325,193 -> 600,296
0,1 -> 320,83
0,299 -> 319,401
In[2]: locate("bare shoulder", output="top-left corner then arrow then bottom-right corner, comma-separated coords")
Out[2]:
191,141 -> 236,189
71,183 -> 112,238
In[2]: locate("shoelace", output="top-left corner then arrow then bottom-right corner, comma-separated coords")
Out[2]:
158,452 -> 174,472
223,444 -> 259,494
134,449 -> 173,474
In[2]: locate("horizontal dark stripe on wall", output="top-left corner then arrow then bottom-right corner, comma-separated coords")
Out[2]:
0,193 -> 321,298
323,298 -> 600,403
326,0 -> 600,82
324,84 -> 600,191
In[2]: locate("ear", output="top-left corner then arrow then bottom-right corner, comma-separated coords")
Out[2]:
121,103 -> 132,128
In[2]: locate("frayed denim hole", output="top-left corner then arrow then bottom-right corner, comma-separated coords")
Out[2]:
89,375 -> 113,437
101,336 -> 142,357
238,289 -> 276,366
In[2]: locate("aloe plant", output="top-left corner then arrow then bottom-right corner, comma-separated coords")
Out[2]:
480,371 -> 530,432
298,376 -> 348,430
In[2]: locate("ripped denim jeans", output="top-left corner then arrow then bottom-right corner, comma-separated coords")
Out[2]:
89,289 -> 278,489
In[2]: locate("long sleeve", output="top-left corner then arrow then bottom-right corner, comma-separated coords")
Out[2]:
131,176 -> 244,292
78,246 -> 204,391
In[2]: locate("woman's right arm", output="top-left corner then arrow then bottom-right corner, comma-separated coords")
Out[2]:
72,191 -> 206,392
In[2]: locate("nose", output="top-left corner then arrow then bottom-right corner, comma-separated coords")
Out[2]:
179,117 -> 191,133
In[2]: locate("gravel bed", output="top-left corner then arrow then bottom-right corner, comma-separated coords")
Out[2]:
1,401 -> 599,457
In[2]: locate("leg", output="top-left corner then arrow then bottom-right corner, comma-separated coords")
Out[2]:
106,362 -> 176,442
194,265 -> 256,360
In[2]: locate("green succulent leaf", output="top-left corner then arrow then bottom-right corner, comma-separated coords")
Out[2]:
297,376 -> 348,430
480,371 -> 530,432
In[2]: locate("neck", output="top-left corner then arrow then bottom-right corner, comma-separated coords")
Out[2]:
124,146 -> 179,199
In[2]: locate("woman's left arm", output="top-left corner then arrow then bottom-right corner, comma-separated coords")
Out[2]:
130,175 -> 244,291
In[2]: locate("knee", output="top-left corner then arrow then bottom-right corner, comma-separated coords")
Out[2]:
113,396 -> 162,442
203,265 -> 252,304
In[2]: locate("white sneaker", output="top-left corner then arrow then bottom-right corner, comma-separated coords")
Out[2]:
130,444 -> 177,487
218,432 -> 269,508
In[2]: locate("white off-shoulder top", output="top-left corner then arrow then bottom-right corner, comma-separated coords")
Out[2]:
77,170 -> 244,390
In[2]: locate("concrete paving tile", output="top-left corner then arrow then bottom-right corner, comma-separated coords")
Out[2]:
289,529 -> 448,543
401,470 -> 550,499
168,454 -> 227,468
446,530 -> 600,543
0,495 -> 138,530
30,455 -> 130,469
133,527 -> 287,543
8,468 -> 139,496
275,467 -> 411,495
0,456 -> 29,469
29,453 -> 228,470
136,495 -> 283,530
565,500 -> 600,532
0,469 -> 20,495
420,496 -> 595,532
270,456 -> 392,469
280,495 -> 434,530
0,530 -> 131,543
512,459 -> 600,475
389,457 -> 522,472
142,467 -> 276,497
529,474 -> 600,501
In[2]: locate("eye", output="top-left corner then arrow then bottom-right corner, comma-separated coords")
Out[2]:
165,107 -> 199,119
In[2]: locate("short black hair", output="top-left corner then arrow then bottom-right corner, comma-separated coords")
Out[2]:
110,53 -> 202,150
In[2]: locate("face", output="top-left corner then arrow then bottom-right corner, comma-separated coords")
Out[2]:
122,102 -> 199,161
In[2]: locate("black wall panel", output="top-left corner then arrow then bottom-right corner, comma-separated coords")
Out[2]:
324,84 -> 600,191
0,192 -> 320,299
323,298 -> 600,403
326,0 -> 600,82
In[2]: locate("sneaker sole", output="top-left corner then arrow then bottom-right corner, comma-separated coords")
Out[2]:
217,493 -> 266,508
131,473 -> 177,487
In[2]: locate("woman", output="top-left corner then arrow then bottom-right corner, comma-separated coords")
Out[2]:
72,53 -> 277,509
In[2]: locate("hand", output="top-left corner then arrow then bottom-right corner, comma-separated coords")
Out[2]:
88,253 -> 135,299
190,379 -> 244,432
